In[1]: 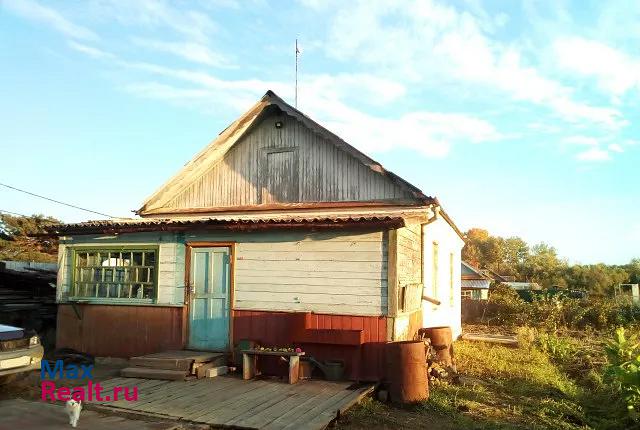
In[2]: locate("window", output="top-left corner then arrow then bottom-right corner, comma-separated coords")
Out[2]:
461,290 -> 472,299
432,242 -> 439,309
449,252 -> 455,307
71,248 -> 158,301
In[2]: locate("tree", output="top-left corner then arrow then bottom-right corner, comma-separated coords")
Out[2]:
462,226 -> 636,293
520,243 -> 567,288
0,214 -> 60,262
462,228 -> 489,267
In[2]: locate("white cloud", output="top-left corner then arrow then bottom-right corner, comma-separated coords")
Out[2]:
564,136 -> 599,146
112,59 -> 500,158
317,0 -> 624,129
576,148 -> 611,162
132,38 -> 233,68
554,37 -> 640,97
608,143 -> 624,153
68,41 -> 115,60
2,0 -> 97,40
92,0 -> 216,43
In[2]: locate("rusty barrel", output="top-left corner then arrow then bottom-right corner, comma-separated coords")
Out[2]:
423,326 -> 453,367
385,340 -> 428,404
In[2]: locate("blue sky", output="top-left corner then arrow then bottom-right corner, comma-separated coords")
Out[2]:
0,0 -> 638,264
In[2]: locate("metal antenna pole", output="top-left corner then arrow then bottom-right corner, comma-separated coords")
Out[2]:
295,38 -> 299,108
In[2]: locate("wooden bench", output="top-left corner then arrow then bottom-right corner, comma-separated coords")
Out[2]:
241,349 -> 305,384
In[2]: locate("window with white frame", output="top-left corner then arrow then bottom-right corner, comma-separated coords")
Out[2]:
71,248 -> 158,301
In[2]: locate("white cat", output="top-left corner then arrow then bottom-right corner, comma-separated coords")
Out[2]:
65,399 -> 82,428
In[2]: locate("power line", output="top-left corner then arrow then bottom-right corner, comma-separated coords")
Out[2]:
0,182 -> 116,218
0,209 -> 60,223
0,209 -> 30,217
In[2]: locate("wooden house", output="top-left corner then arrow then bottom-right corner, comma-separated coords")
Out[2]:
49,91 -> 464,381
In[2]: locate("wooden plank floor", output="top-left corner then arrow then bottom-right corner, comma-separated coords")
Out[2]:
85,375 -> 374,430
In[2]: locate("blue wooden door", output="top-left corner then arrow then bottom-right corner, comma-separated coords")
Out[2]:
188,247 -> 231,351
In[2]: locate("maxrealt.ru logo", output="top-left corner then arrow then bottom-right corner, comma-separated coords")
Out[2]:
41,360 -> 138,402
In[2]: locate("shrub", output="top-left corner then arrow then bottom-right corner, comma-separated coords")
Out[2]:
604,327 -> 640,419
472,288 -> 640,331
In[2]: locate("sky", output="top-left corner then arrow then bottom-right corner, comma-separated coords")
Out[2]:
0,0 -> 638,265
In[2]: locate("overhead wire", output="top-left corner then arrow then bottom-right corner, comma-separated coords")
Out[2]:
0,182 -> 115,218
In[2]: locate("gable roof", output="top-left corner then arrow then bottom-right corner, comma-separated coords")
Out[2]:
461,261 -> 491,280
138,90 -> 431,216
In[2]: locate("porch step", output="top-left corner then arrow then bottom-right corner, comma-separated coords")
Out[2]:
122,350 -> 228,380
120,367 -> 188,381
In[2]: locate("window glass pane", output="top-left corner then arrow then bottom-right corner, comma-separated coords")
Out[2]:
108,284 -> 119,298
87,252 -> 99,266
97,284 -> 108,297
72,248 -> 157,301
77,253 -> 87,267
145,252 -> 156,267
132,283 -> 144,299
132,252 -> 143,266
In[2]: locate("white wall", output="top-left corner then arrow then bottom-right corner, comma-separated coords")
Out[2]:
422,216 -> 465,338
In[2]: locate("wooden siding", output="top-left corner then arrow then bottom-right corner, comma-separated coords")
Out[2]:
233,310 -> 387,381
164,114 -> 412,210
395,223 -> 423,313
58,229 -> 388,316
56,304 -> 185,357
232,231 -> 388,316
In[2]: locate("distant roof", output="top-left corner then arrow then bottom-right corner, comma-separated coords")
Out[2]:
462,279 -> 490,289
503,282 -> 542,290
461,261 -> 491,281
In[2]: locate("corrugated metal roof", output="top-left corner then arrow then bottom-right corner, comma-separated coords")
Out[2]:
462,279 -> 491,289
46,214 -> 405,235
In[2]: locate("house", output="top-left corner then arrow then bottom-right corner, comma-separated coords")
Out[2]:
502,282 -> 542,291
461,261 -> 490,300
47,91 -> 464,381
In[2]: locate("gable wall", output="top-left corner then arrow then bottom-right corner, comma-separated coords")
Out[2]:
163,114 -> 412,211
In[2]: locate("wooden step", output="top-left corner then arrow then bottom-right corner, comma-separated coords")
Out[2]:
131,353 -> 227,372
120,367 -> 188,381
129,357 -> 192,371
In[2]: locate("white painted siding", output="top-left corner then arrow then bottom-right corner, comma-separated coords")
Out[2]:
422,217 -> 464,338
183,230 -> 388,316
57,229 -> 389,316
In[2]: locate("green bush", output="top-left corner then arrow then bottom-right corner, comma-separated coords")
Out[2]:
476,288 -> 640,331
605,327 -> 640,419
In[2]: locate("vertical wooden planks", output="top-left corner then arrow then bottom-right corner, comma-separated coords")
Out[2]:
162,112 -> 413,211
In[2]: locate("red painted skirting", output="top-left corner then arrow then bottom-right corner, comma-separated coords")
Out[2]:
57,304 -> 186,357
233,310 -> 387,381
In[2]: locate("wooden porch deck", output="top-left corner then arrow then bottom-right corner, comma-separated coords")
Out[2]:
86,375 -> 374,430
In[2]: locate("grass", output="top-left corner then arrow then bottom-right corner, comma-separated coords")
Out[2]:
337,331 -> 636,430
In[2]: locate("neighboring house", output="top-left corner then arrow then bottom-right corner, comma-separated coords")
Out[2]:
479,268 -> 514,283
502,282 -> 542,291
47,91 -> 464,381
461,261 -> 490,300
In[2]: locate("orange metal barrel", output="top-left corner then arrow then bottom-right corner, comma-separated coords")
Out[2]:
385,340 -> 428,403
423,326 -> 453,367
